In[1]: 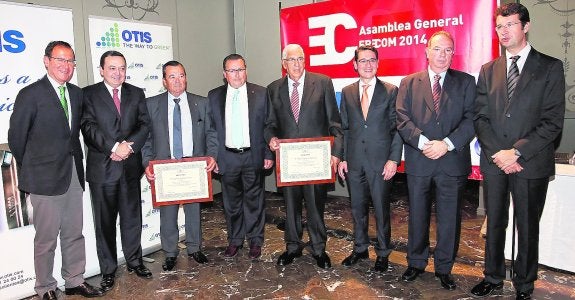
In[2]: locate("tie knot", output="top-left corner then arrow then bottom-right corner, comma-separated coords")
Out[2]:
362,84 -> 370,91
292,81 -> 299,88
510,55 -> 520,63
113,88 -> 118,96
173,98 -> 180,104
434,74 -> 441,82
59,85 -> 66,94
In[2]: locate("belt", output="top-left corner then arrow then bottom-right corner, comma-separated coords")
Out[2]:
225,147 -> 251,153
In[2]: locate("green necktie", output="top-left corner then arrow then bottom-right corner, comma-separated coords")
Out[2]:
58,85 -> 69,119
231,89 -> 243,148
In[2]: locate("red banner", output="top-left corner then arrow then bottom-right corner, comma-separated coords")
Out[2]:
280,0 -> 499,78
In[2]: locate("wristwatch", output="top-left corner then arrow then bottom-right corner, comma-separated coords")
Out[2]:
513,148 -> 522,157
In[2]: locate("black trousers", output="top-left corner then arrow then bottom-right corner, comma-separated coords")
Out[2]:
482,173 -> 548,293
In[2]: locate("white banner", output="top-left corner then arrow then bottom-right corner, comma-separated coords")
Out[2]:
0,2 -> 87,299
87,16 -> 175,259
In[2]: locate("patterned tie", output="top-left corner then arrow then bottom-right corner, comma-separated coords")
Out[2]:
290,81 -> 300,123
58,85 -> 69,119
432,74 -> 441,114
112,88 -> 121,115
361,84 -> 370,120
172,98 -> 183,159
507,55 -> 520,101
231,89 -> 244,148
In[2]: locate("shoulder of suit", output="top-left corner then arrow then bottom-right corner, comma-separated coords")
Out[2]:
530,48 -> 561,64
447,68 -> 474,80
188,92 -> 207,102
246,82 -> 266,94
207,84 -> 226,98
307,71 -> 332,82
122,81 -> 144,92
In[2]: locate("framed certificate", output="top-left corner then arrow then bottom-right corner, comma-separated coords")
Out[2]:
275,137 -> 335,187
149,157 -> 213,207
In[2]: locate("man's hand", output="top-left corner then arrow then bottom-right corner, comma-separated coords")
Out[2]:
144,165 -> 155,182
492,149 -> 519,170
422,140 -> 448,160
114,141 -> 134,160
269,137 -> 280,151
206,156 -> 217,172
263,159 -> 274,169
330,156 -> 340,174
502,161 -> 523,174
338,161 -> 348,180
110,152 -> 123,161
382,160 -> 398,181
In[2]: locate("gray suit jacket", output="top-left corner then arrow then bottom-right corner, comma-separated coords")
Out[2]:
142,91 -> 218,166
340,79 -> 403,172
397,69 -> 476,177
474,48 -> 565,178
265,71 -> 343,159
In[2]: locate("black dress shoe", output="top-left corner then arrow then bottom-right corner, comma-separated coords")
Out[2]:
127,264 -> 153,279
470,280 -> 503,297
401,266 -> 424,282
276,250 -> 302,266
516,290 -> 532,300
312,252 -> 332,269
163,257 -> 177,271
65,282 -> 104,298
248,245 -> 262,259
435,272 -> 456,290
42,290 -> 57,300
224,244 -> 243,257
341,250 -> 368,266
100,274 -> 115,292
373,256 -> 389,273
189,251 -> 208,264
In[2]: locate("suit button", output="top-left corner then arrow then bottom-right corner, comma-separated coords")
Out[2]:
364,125 -> 368,128
504,134 -> 507,138
506,113 -> 511,118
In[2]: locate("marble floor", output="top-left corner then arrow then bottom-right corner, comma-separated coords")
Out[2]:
36,175 -> 575,299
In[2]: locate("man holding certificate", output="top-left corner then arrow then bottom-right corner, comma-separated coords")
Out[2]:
142,61 -> 218,271
208,54 -> 274,260
337,45 -> 403,273
265,44 -> 344,269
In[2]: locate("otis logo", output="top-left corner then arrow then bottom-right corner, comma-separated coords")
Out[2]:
0,30 -> 26,53
308,13 -> 356,66
95,23 -> 152,48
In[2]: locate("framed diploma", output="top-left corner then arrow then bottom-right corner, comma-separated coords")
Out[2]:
275,137 -> 335,187
149,157 -> 213,207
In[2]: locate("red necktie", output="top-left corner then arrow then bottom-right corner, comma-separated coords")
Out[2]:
113,88 -> 121,115
432,74 -> 441,114
290,81 -> 300,123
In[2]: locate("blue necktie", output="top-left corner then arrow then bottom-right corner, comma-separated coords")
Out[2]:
173,98 -> 183,159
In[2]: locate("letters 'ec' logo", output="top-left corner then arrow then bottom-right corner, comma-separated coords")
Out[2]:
308,13 -> 357,66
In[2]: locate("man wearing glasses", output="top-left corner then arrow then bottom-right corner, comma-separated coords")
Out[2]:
9,41 -> 103,299
208,54 -> 273,260
265,44 -> 343,269
396,31 -> 476,290
337,45 -> 402,273
471,3 -> 565,299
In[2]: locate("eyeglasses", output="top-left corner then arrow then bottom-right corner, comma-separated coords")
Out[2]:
283,57 -> 304,64
495,21 -> 522,32
430,47 -> 454,55
49,56 -> 76,66
224,68 -> 246,74
357,58 -> 378,65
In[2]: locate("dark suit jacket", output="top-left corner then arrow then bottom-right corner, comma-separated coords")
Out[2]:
340,79 -> 402,172
8,76 -> 84,195
474,48 -> 565,179
397,69 -> 476,177
208,82 -> 272,174
81,81 -> 150,183
265,71 -> 343,159
142,91 -> 218,166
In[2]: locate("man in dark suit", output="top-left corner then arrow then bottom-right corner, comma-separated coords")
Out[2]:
142,61 -> 217,271
8,41 -> 102,299
396,31 -> 476,290
337,45 -> 402,273
265,44 -> 343,269
471,4 -> 565,299
208,54 -> 273,259
82,51 -> 151,291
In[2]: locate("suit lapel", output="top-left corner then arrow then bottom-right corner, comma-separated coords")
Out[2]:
419,72 -> 435,115
41,77 -> 69,125
98,82 -> 120,119
301,74 -> 316,116
159,95 -> 170,150
186,93 -> 199,154
512,49 -> 538,102
247,84 -> 256,144
279,77 -> 296,122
